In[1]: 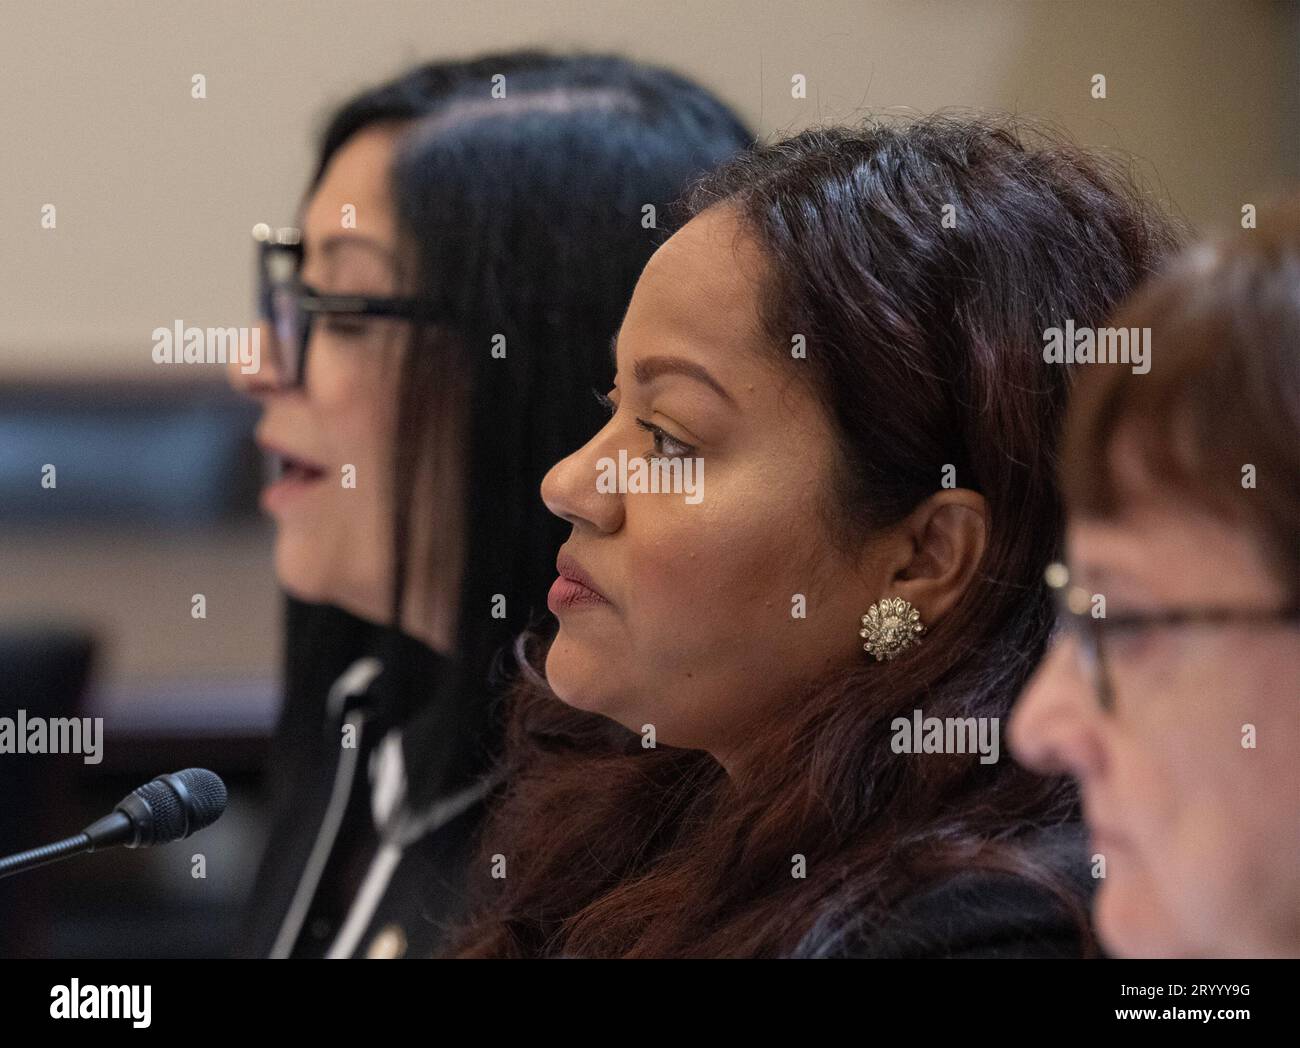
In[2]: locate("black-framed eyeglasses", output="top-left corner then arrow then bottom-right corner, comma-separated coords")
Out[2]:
1044,561 -> 1300,712
252,223 -> 427,388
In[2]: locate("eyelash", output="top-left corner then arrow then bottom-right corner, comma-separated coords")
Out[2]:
322,316 -> 372,338
591,387 -> 697,459
299,284 -> 375,339
635,418 -> 696,459
1103,623 -> 1159,659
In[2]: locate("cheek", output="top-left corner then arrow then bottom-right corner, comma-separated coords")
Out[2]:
1162,639 -> 1300,942
1081,727 -> 1186,955
1105,687 -> 1258,953
277,352 -> 397,609
1106,725 -> 1186,877
618,491 -> 852,723
611,504 -> 755,694
548,499 -> 810,743
1137,655 -> 1253,856
1240,643 -> 1300,854
625,497 -> 811,658
321,351 -> 398,517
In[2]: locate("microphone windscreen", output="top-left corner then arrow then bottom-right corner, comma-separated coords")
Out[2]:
175,768 -> 227,830
128,769 -> 228,843
132,778 -> 186,841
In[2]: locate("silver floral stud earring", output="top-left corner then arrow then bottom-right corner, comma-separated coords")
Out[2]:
859,597 -> 926,661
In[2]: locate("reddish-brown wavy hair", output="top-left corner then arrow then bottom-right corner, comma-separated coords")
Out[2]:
1061,198 -> 1300,596
445,114 -> 1180,958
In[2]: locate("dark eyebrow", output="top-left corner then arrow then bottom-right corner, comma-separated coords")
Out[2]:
632,354 -> 735,406
608,325 -> 736,406
312,234 -> 395,261
1073,561 -> 1143,598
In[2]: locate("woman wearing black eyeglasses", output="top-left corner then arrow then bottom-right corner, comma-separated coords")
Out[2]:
1011,204 -> 1300,958
227,52 -> 752,958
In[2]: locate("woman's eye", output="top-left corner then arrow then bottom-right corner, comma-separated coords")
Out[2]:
1104,624 -> 1156,661
592,388 -> 617,417
635,417 -> 696,459
322,316 -> 372,338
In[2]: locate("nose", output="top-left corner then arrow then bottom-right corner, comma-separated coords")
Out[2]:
541,428 -> 624,535
1008,638 -> 1108,781
227,319 -> 286,395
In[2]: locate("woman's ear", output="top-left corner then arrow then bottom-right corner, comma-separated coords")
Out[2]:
883,489 -> 988,623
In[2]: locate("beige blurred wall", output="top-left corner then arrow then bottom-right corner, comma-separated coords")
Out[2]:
1,0 -> 1294,697
1,0 -> 1296,382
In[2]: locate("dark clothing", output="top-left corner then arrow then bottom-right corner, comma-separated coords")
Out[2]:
794,823 -> 1097,958
234,613 -> 500,959
237,600 -> 1092,959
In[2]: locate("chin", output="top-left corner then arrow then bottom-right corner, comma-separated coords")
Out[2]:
1095,879 -> 1186,958
544,634 -> 625,718
544,638 -> 594,708
273,535 -> 386,624
273,535 -> 331,605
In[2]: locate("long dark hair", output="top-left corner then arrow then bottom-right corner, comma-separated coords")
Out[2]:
276,53 -> 754,811
446,114 -> 1181,957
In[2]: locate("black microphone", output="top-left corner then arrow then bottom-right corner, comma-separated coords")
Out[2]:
0,768 -> 227,880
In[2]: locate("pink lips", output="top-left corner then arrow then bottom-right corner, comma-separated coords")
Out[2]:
256,435 -> 329,514
548,550 -> 612,613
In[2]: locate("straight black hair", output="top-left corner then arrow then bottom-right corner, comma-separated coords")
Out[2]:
277,52 -> 753,810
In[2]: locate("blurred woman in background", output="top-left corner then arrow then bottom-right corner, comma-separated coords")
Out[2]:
228,51 -> 752,958
1011,204 -> 1300,958
445,115 -> 1180,958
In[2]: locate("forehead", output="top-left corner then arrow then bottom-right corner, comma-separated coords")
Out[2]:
1067,422 -> 1282,598
619,206 -> 772,367
643,206 -> 766,302
299,124 -> 405,284
301,123 -> 403,244
1067,498 -> 1281,605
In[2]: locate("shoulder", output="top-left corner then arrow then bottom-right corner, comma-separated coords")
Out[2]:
801,823 -> 1096,959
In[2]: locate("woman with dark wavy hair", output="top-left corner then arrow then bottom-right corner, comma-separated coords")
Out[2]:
444,115 -> 1180,958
